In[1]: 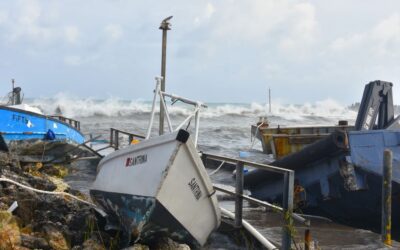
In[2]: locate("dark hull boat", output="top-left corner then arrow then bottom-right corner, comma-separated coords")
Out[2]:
246,129 -> 400,229
245,80 -> 400,231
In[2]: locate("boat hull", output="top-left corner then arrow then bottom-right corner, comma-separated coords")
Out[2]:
245,130 -> 400,232
90,130 -> 220,247
0,106 -> 85,161
251,124 -> 354,158
90,190 -> 199,245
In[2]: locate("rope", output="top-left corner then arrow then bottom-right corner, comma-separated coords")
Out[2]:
209,161 -> 225,176
0,176 -> 100,210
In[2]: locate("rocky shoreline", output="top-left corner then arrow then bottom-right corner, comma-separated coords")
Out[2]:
0,151 -> 190,250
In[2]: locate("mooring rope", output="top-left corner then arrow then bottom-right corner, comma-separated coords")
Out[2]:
208,161 -> 226,176
0,176 -> 103,214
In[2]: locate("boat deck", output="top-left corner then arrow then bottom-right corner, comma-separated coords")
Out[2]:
210,165 -> 400,249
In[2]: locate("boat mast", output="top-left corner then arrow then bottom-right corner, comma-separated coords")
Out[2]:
11,79 -> 15,105
159,16 -> 173,135
268,87 -> 271,113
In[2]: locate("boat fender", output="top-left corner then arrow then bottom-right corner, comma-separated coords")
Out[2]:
45,129 -> 56,140
176,129 -> 190,143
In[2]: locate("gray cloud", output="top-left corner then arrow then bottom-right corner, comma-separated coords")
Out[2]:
0,0 -> 399,104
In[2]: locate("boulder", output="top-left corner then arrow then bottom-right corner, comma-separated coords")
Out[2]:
21,233 -> 50,250
42,223 -> 69,250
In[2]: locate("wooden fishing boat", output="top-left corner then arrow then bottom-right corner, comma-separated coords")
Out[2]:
90,130 -> 220,247
90,77 -> 220,247
0,83 -> 85,162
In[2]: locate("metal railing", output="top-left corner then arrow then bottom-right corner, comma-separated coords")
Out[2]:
202,152 -> 309,250
146,77 -> 206,147
109,128 -> 145,150
50,115 -> 81,130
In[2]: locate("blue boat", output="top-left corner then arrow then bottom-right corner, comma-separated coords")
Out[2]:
245,80 -> 400,232
0,84 -> 85,162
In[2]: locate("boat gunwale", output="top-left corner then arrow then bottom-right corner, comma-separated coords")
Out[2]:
0,105 -> 85,138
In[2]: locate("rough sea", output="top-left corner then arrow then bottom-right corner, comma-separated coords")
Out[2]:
26,96 -> 397,249
27,96 -> 359,157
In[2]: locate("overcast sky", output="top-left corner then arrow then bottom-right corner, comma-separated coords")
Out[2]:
0,0 -> 400,104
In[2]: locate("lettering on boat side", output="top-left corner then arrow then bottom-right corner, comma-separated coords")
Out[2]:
188,178 -> 202,200
125,154 -> 147,167
12,114 -> 28,124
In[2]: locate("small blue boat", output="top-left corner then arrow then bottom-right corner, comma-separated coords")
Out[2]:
245,80 -> 400,232
0,84 -> 85,162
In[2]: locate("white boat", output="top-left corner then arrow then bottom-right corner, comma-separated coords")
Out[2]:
90,77 -> 220,247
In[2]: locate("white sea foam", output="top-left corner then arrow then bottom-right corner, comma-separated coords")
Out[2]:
29,93 -> 150,118
27,94 -> 358,123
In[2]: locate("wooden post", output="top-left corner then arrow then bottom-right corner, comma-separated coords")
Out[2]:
305,229 -> 311,250
382,149 -> 392,246
235,161 -> 244,228
282,170 -> 294,250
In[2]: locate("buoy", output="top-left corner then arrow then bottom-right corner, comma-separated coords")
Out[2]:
131,139 -> 140,145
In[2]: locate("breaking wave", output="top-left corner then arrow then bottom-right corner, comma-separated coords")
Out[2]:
27,94 -> 358,122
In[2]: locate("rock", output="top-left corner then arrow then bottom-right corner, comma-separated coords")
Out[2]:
24,174 -> 57,191
42,223 -> 69,250
150,237 -> 191,250
15,199 -> 38,225
71,246 -> 83,250
123,244 -> 150,250
67,209 -> 93,231
21,233 -> 50,250
0,152 -> 11,165
0,211 -> 21,249
82,236 -> 106,250
41,164 -> 69,178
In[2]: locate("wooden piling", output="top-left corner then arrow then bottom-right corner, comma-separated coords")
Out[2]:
305,229 -> 311,250
382,149 -> 392,246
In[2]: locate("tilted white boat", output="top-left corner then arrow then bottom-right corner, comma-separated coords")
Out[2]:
90,77 -> 220,247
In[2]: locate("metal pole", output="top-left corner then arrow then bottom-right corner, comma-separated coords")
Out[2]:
382,149 -> 392,246
129,135 -> 133,145
110,128 -> 114,147
282,170 -> 294,250
159,16 -> 172,135
11,79 -> 15,105
194,106 -> 200,147
115,131 -> 119,150
235,161 -> 244,228
269,87 -> 271,113
146,77 -> 162,139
